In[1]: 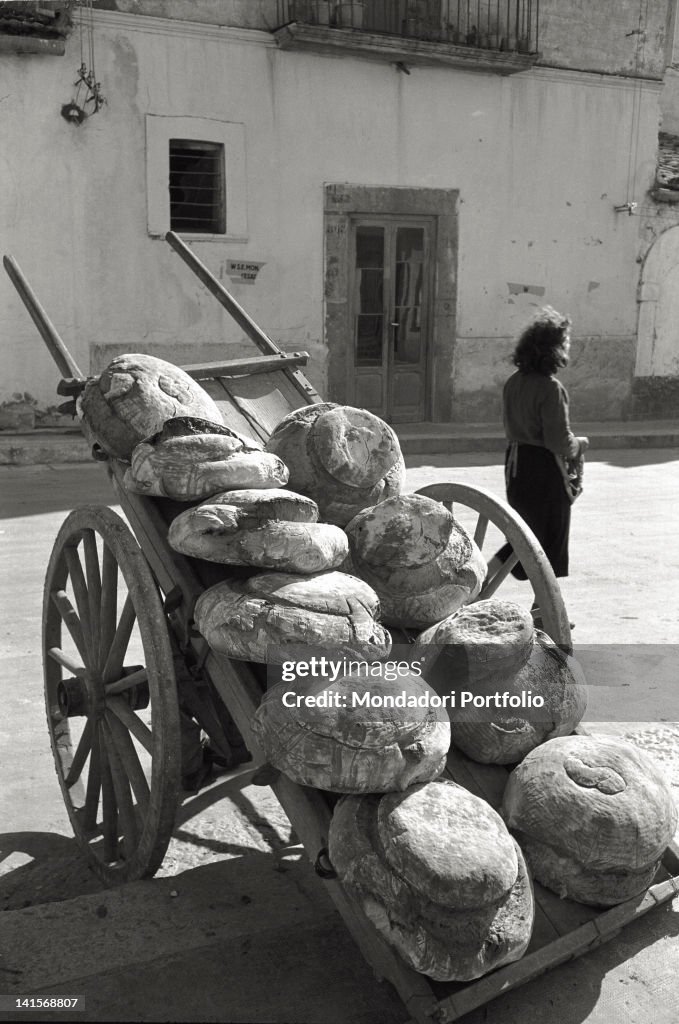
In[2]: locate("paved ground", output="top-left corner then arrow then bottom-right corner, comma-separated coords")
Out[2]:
0,453 -> 678,1023
3,417 -> 679,464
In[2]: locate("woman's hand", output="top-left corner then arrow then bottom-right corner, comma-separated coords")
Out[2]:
577,436 -> 590,453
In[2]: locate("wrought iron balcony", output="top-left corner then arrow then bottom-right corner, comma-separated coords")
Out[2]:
273,1 -> 540,74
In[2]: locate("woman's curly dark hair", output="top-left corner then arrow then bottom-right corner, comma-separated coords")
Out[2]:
512,306 -> 572,375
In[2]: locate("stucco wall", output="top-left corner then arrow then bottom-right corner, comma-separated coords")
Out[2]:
100,0 -> 281,31
0,8 -> 664,421
538,0 -> 670,79
104,0 -> 673,78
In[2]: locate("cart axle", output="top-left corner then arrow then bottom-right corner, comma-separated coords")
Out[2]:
57,667 -> 150,718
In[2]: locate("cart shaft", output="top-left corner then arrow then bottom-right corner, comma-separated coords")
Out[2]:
165,231 -> 282,358
165,231 -> 320,404
3,254 -> 84,379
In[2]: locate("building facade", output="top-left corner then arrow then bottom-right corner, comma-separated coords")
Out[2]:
0,0 -> 675,425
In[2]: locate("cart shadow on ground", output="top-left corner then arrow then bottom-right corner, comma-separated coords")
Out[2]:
0,464 -> 115,522
0,766 -> 409,1023
0,765 -> 299,911
1,765 -> 678,1024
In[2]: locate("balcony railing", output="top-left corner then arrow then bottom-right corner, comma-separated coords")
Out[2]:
275,0 -> 539,54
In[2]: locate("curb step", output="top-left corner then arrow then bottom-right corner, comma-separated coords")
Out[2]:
396,420 -> 679,456
0,430 -> 90,465
1,422 -> 679,465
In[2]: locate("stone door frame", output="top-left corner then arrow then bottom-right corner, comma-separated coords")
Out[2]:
636,223 -> 679,376
324,183 -> 458,422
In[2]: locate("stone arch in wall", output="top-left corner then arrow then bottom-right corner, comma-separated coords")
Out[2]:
636,225 -> 679,376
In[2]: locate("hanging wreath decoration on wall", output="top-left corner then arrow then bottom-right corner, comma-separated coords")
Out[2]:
61,0 -> 105,125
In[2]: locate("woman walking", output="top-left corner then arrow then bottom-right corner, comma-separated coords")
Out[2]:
494,307 -> 588,615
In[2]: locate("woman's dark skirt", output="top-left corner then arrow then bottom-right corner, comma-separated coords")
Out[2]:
497,443 -> 571,579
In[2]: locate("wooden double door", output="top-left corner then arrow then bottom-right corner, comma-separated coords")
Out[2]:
348,215 -> 434,423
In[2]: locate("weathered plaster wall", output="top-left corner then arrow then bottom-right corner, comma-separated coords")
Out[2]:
659,0 -> 679,132
660,66 -> 679,131
101,0 -> 672,77
98,0 -> 281,30
637,226 -> 679,374
538,0 -> 670,79
0,8 -> 664,421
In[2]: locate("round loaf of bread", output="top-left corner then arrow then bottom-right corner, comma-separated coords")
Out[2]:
252,668 -> 449,792
329,780 -> 534,981
78,353 -> 223,459
415,599 -> 535,688
344,494 -> 486,628
195,570 -> 391,663
379,781 -> 518,908
502,734 -> 678,905
447,630 -> 587,765
123,417 -> 288,500
264,403 -> 405,526
168,489 -> 348,573
206,489 -> 318,521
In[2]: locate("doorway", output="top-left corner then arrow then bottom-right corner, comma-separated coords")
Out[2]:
637,225 -> 679,376
349,216 -> 433,422
324,183 -> 458,424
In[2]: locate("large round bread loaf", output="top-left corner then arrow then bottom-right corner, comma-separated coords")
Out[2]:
195,570 -> 391,663
503,735 -> 678,906
329,780 -> 534,981
264,403 -> 406,526
344,494 -> 486,628
447,630 -> 587,765
123,417 -> 288,500
168,488 -> 348,573
78,353 -> 223,459
252,668 -> 449,792
207,489 -> 318,521
415,599 -> 535,688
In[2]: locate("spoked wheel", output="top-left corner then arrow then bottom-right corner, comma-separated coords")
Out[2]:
416,482 -> 572,652
43,505 -> 181,883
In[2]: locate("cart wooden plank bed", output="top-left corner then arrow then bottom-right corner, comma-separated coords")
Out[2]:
5,234 -> 678,1024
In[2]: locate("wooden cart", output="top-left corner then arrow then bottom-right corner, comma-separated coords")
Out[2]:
5,234 -> 678,1024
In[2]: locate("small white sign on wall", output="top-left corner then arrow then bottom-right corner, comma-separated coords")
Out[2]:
226,260 -> 265,284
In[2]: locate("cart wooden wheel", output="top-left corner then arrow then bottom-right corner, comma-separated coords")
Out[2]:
416,482 -> 572,652
43,505 -> 181,883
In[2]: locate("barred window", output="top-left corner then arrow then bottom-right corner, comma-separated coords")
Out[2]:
169,139 -> 226,235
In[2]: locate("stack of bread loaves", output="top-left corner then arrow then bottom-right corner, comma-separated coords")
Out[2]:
343,494 -> 486,629
80,357 -> 674,969
502,734 -> 678,906
329,779 -> 534,981
78,353 -> 225,460
79,366 -> 394,663
252,665 -> 450,793
415,599 -> 588,764
79,354 -> 291,500
123,416 -> 289,500
186,402 -> 412,662
168,488 -> 349,574
194,570 -> 391,664
173,401 -> 413,663
264,403 -> 406,526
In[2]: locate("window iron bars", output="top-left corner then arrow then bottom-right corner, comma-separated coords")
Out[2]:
169,140 -> 226,235
276,0 -> 538,52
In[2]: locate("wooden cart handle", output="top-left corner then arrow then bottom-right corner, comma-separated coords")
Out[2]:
166,231 -> 320,403
165,231 -> 284,358
3,254 -> 84,379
